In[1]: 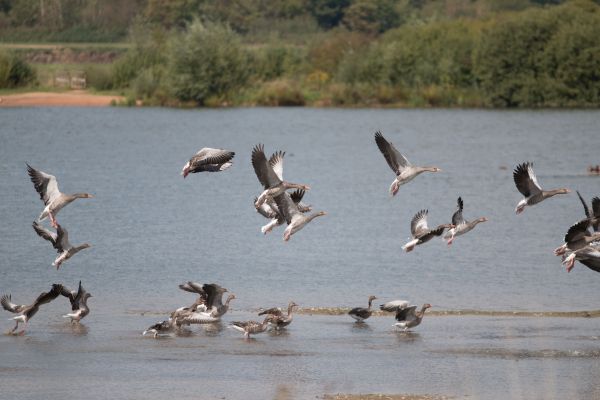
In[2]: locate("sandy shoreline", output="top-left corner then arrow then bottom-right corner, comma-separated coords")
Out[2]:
0,90 -> 124,107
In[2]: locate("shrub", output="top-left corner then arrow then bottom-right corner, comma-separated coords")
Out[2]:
0,50 -> 36,88
254,80 -> 306,106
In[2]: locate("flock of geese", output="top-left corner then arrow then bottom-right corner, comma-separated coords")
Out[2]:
2,131 -> 599,338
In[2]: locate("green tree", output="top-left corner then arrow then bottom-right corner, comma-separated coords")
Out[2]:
308,0 -> 350,28
342,0 -> 400,34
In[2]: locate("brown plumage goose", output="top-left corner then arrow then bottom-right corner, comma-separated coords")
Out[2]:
554,219 -> 600,256
273,191 -> 326,241
393,303 -> 431,332
251,144 -> 310,208
181,148 -> 235,178
32,221 -> 90,269
563,243 -> 600,273
513,162 -> 570,214
60,281 -> 92,323
374,131 -> 441,196
229,316 -> 274,338
576,191 -> 600,232
256,189 -> 312,235
1,284 -> 63,335
402,210 -> 453,252
348,295 -> 377,322
27,163 -> 93,228
444,197 -> 488,245
258,301 -> 298,329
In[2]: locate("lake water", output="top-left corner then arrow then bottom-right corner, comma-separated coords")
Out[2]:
0,107 -> 599,399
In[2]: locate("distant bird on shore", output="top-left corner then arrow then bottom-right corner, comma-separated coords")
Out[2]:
402,210 -> 453,252
444,197 -> 488,245
181,148 -> 235,178
27,163 -> 93,228
251,144 -> 310,208
1,284 -> 63,335
60,281 -> 92,323
229,316 -> 274,339
348,295 -> 377,323
513,162 -> 570,214
32,221 -> 91,269
393,303 -> 431,332
374,131 -> 441,196
258,301 -> 299,330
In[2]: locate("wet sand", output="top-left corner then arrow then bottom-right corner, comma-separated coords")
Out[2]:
0,90 -> 124,106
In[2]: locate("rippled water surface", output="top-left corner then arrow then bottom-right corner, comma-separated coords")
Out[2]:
0,108 -> 599,399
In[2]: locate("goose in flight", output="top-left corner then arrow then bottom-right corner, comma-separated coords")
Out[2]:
444,197 -> 488,245
258,301 -> 298,329
273,191 -> 326,241
393,303 -> 431,332
374,131 -> 441,196
60,281 -> 92,323
402,210 -> 453,252
513,162 -> 570,214
32,221 -> 90,269
255,189 -> 312,234
27,164 -> 93,228
181,148 -> 235,178
348,295 -> 377,323
251,144 -> 310,208
576,191 -> 600,232
1,284 -> 63,335
563,243 -> 600,273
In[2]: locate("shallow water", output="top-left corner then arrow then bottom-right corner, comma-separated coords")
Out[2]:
0,108 -> 599,399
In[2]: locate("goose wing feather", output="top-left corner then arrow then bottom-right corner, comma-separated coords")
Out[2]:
251,144 -> 282,189
27,163 -> 61,206
395,305 -> 417,322
451,197 -> 466,226
1,294 -> 26,313
32,221 -> 61,251
513,162 -> 542,197
374,131 -> 411,175
411,209 -> 429,237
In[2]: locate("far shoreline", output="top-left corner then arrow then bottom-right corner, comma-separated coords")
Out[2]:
0,90 -> 125,107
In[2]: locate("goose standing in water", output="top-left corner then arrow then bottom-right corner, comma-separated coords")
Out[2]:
60,281 -> 92,323
374,131 -> 441,196
513,162 -> 570,214
258,301 -> 298,330
348,296 -> 377,323
1,284 -> 63,335
562,243 -> 600,273
32,221 -> 90,269
273,191 -> 326,241
393,303 -> 431,332
255,189 -> 312,235
229,316 -> 274,339
251,144 -> 310,208
181,148 -> 235,178
27,164 -> 93,228
402,210 -> 453,252
444,197 -> 488,245
143,320 -> 176,338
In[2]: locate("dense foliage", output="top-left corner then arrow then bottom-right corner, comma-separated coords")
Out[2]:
2,0 -> 600,107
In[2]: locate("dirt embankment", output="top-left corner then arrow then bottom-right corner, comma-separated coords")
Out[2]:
0,90 -> 125,107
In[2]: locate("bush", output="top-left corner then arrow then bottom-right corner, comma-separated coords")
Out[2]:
254,79 -> 306,106
84,65 -> 114,91
167,20 -> 249,105
0,50 -> 36,88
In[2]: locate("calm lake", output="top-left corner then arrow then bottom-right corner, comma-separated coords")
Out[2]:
0,107 -> 599,399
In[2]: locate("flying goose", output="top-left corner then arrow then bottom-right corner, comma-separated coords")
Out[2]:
348,296 -> 377,323
32,221 -> 91,269
1,284 -> 63,335
258,301 -> 298,329
576,191 -> 600,232
402,210 -> 453,252
181,148 -> 235,178
562,243 -> 600,273
393,303 -> 431,332
229,316 -> 274,339
444,197 -> 488,245
380,300 -> 410,312
27,163 -> 93,228
273,191 -> 326,241
554,219 -> 600,256
60,281 -> 92,323
255,189 -> 312,234
513,162 -> 570,214
251,144 -> 310,208
374,131 -> 441,196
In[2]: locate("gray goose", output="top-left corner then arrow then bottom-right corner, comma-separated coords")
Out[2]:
444,197 -> 488,245
380,300 -> 410,312
258,301 -> 298,329
251,144 -> 310,208
181,148 -> 235,178
27,163 -> 93,228
393,303 -> 431,332
402,210 -> 453,252
563,243 -> 600,273
273,191 -> 326,241
374,131 -> 441,196
513,162 -> 570,214
1,284 -> 63,335
178,281 -> 210,312
175,282 -> 230,323
60,281 -> 92,323
348,295 -> 377,323
229,316 -> 274,338
32,221 -> 90,269
554,219 -> 600,256
143,320 -> 176,338
256,189 -> 312,234
576,191 -> 600,232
